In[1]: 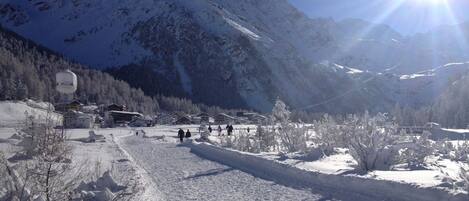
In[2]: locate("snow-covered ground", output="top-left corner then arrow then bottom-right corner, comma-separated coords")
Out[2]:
0,102 -> 466,200
1,124 -> 468,200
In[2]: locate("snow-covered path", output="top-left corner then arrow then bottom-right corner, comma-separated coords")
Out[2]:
120,136 -> 331,201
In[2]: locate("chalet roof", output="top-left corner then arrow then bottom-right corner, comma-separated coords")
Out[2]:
108,110 -> 142,116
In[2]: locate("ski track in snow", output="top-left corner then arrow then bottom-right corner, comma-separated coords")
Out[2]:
120,136 -> 329,201
113,133 -> 164,201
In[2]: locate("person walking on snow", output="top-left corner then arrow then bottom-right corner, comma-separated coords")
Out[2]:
227,125 -> 234,136
208,125 -> 213,133
178,128 -> 185,142
185,129 -> 192,138
218,125 -> 222,136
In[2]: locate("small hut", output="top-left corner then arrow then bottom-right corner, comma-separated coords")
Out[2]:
175,116 -> 192,125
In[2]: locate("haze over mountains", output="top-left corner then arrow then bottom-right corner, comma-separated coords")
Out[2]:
1,0 -> 469,113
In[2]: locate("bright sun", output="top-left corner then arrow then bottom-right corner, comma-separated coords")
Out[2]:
415,0 -> 448,5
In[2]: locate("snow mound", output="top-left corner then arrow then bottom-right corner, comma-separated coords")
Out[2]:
73,131 -> 106,143
73,171 -> 126,201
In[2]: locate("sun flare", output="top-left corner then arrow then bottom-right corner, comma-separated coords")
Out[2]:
415,0 -> 448,5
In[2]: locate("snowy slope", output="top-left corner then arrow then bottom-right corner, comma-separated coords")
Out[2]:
0,0 -> 376,112
0,100 -> 61,127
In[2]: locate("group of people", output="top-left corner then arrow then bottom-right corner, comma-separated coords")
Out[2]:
177,128 -> 192,142
207,124 -> 235,136
178,124 -> 253,142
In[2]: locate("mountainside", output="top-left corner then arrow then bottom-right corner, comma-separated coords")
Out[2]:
331,19 -> 469,74
1,0 -> 468,113
0,0 -> 353,112
0,25 -> 160,113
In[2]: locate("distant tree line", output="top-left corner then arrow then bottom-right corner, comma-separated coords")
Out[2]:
391,73 -> 469,128
431,74 -> 469,128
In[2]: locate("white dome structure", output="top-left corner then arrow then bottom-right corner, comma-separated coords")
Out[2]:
56,69 -> 77,94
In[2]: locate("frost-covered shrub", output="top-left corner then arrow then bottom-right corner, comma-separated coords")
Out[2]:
277,123 -> 308,153
435,140 -> 469,161
221,133 -> 259,153
233,133 -> 258,153
434,141 -> 454,157
453,141 -> 469,162
271,98 -> 291,123
342,112 -> 400,172
312,114 -> 345,156
459,167 -> 469,195
199,124 -> 210,141
399,131 -> 433,169
255,125 -> 277,152
271,99 -> 308,153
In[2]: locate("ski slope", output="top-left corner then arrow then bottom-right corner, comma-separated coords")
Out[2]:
120,136 -> 337,201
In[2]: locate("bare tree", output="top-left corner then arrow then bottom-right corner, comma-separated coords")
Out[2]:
13,106 -> 80,201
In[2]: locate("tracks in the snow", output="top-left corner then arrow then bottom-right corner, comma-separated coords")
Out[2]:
119,136 -> 330,201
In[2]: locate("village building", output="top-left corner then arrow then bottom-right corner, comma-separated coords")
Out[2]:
215,113 -> 237,124
104,110 -> 143,127
129,116 -> 154,127
192,113 -> 215,124
107,104 -> 126,111
55,100 -> 83,112
174,116 -> 192,125
156,113 -> 177,125
63,111 -> 95,128
245,113 -> 268,124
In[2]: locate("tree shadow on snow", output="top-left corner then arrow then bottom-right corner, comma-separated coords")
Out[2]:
184,167 -> 234,180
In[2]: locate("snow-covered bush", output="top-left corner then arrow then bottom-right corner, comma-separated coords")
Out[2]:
199,124 -> 210,142
399,131 -> 434,169
435,140 -> 469,161
277,123 -> 308,153
255,125 -> 277,152
271,98 -> 291,123
459,167 -> 469,195
234,133 -> 258,153
312,114 -> 345,156
220,133 -> 259,153
342,112 -> 400,172
434,141 -> 454,157
271,99 -> 308,153
453,141 -> 469,162
0,151 -> 15,201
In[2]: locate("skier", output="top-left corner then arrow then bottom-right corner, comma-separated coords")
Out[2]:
185,129 -> 192,138
178,128 -> 184,142
218,125 -> 222,136
208,125 -> 213,133
247,127 -> 250,133
136,131 -> 139,136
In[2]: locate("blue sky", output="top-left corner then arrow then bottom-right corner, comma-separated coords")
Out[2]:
289,0 -> 469,35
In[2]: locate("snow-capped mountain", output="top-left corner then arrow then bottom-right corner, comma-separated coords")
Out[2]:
0,0 -> 352,112
330,19 -> 469,74
0,0 -> 468,112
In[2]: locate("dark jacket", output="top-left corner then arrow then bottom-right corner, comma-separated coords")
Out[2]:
178,129 -> 185,138
185,130 -> 191,138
